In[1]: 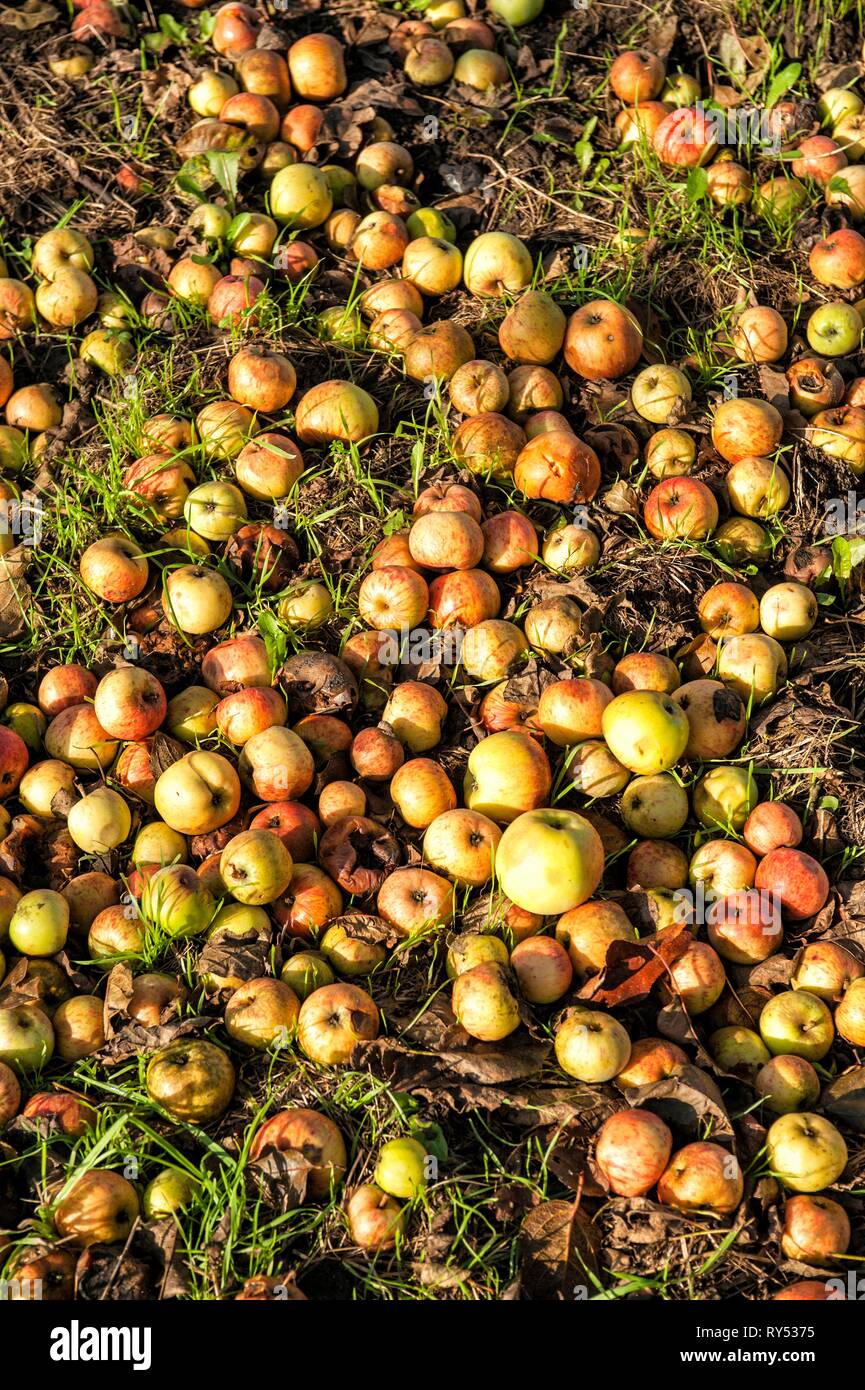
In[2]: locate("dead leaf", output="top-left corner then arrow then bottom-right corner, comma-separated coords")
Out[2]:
0,1 -> 57,29
625,1064 -> 734,1143
248,1148 -> 310,1213
579,922 -> 692,1008
0,549 -> 32,639
519,1200 -> 600,1299
822,1067 -> 865,1133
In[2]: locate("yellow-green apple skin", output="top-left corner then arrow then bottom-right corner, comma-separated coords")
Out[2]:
0,1003 -> 54,1072
463,730 -> 551,824
219,829 -> 293,905
693,765 -> 758,831
621,773 -> 688,838
374,1137 -> 428,1198
67,787 -> 132,855
143,1167 -> 201,1219
759,990 -> 835,1062
496,808 -> 604,915
554,1006 -> 631,1082
9,889 -> 70,957
766,1112 -> 848,1192
601,691 -> 689,775
451,962 -> 520,1041
141,864 -> 216,939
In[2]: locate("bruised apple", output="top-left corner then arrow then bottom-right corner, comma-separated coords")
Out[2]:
452,961 -> 520,1041
250,1107 -> 347,1198
297,982 -> 379,1064
657,1143 -> 743,1214
146,1038 -> 235,1123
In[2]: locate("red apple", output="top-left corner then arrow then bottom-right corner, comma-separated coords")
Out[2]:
595,1108 -> 673,1196
755,849 -> 830,921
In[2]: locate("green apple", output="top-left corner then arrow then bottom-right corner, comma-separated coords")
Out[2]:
208,902 -> 271,939
0,1003 -> 54,1072
4,702 -> 46,753
406,208 -> 457,243
488,0 -> 545,26
141,864 -> 216,939
496,808 -> 605,915
759,990 -> 834,1062
806,301 -> 862,357
446,931 -> 509,979
819,87 -> 863,126
166,686 -> 219,743
621,773 -> 688,838
270,163 -> 333,229
554,1006 -> 631,1082
133,822 -> 188,866
766,1112 -> 848,1192
67,787 -> 132,855
463,730 -> 552,824
280,951 -> 334,999
219,829 -> 293,906
693,765 -> 758,832
9,889 -> 70,957
183,480 -> 247,542
755,1054 -> 821,1114
452,961 -> 520,1041
709,1025 -> 771,1072
601,690 -> 689,775
143,1167 -> 201,1219
759,582 -> 818,642
374,1137 -> 428,1199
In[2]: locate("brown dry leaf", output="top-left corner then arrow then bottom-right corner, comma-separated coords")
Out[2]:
0,548 -> 32,639
519,1200 -> 600,1299
149,732 -> 187,779
748,954 -> 794,990
822,1067 -> 865,1133
248,1148 -> 310,1213
0,1 -> 57,29
758,364 -> 791,413
197,930 -> 268,993
579,921 -> 691,1008
624,1064 -> 734,1144
143,1220 -> 190,1300
104,963 -> 135,1036
101,1016 -> 210,1066
644,14 -> 678,58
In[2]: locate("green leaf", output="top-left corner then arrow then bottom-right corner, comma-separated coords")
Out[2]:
158,13 -> 189,44
764,63 -> 801,111
175,162 -> 208,203
226,211 -> 252,245
832,534 -> 852,581
574,140 -> 594,175
383,509 -> 407,535
411,1120 -> 448,1161
257,610 -> 288,677
819,794 -> 840,811
687,166 -> 709,204
847,535 -> 865,567
203,151 -> 241,212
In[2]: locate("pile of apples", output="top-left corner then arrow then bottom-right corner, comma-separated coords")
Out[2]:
1,7 -> 864,1299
